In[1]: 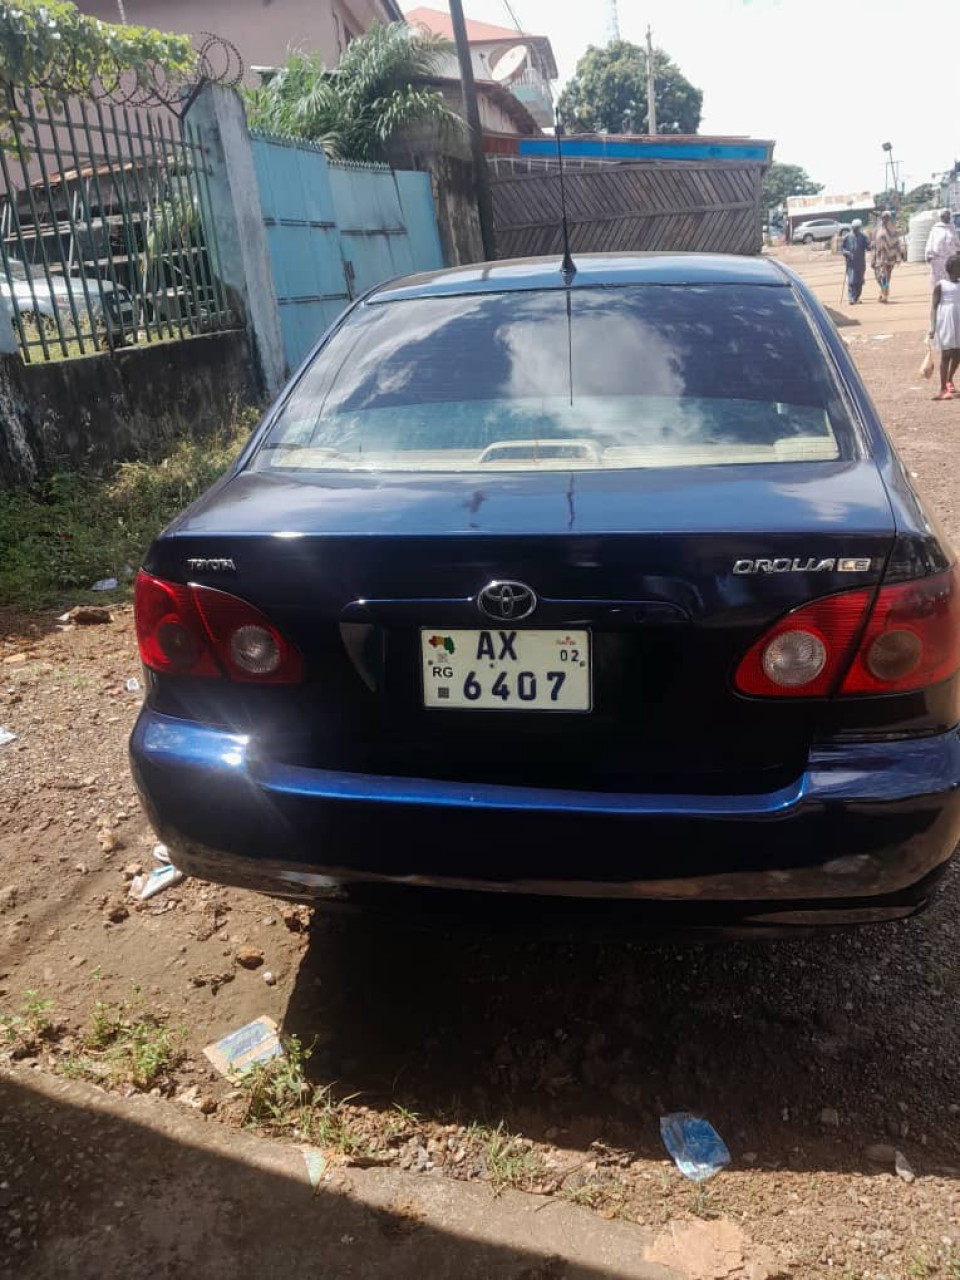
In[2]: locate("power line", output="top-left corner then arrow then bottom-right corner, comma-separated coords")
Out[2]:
500,0 -> 525,33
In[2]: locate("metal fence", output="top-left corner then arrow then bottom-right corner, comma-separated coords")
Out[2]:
0,86 -> 233,363
251,131 -> 444,371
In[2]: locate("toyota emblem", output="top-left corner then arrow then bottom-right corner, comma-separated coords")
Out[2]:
477,580 -> 537,621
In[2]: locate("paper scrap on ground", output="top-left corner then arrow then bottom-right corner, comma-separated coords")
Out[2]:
0,728 -> 17,748
203,1016 -> 283,1079
660,1112 -> 731,1183
91,577 -> 118,591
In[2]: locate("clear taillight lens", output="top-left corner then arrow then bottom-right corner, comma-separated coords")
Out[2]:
761,630 -> 828,687
229,624 -> 282,676
734,567 -> 960,699
734,589 -> 871,697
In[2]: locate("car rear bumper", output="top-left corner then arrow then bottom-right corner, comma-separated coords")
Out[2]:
129,708 -> 960,929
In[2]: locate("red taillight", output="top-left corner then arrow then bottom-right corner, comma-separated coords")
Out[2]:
134,573 -> 302,684
134,573 -> 220,677
841,568 -> 960,695
734,589 -> 872,697
734,567 -> 960,699
191,584 -> 303,684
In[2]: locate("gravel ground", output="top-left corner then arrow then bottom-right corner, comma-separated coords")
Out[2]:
2,329 -> 960,1278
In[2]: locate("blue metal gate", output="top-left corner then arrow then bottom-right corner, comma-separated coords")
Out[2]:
251,132 -> 443,372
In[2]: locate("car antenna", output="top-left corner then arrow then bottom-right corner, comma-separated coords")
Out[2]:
555,113 -> 576,282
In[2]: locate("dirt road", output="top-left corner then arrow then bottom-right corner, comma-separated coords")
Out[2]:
2,263 -> 960,1279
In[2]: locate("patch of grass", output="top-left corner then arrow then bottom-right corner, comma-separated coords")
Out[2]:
483,1123 -> 547,1195
562,1182 -> 605,1209
0,404 -> 260,610
906,1254 -> 937,1279
0,990 -> 57,1054
64,993 -> 185,1091
384,1102 -> 421,1142
690,1181 -> 723,1219
240,1037 -> 371,1156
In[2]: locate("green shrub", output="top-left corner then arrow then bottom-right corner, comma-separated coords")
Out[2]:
0,407 -> 258,609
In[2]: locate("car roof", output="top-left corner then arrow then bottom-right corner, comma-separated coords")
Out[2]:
367,252 -> 788,303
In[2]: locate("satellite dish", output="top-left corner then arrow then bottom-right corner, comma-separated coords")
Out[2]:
491,44 -> 528,83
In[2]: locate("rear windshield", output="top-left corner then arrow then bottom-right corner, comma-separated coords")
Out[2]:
250,284 -> 852,473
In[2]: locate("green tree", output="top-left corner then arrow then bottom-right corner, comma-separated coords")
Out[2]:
244,23 -> 463,161
880,183 -> 936,218
762,163 -> 822,210
557,41 -> 702,135
0,0 -> 195,92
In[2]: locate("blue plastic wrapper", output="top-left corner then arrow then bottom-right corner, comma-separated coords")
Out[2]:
660,1112 -> 731,1182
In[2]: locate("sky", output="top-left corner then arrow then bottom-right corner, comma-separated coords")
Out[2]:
403,0 -> 958,197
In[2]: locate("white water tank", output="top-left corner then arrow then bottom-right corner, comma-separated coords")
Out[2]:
908,210 -> 938,263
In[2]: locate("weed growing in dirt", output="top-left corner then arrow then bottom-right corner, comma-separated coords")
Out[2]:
907,1252 -> 937,1278
0,404 -> 260,610
240,1037 -> 370,1156
481,1123 -> 547,1195
690,1181 -> 723,1219
384,1102 -> 421,1143
561,1182 -> 605,1209
64,992 -> 185,1091
0,990 -> 57,1054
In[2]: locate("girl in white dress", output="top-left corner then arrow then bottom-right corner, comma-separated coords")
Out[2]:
930,254 -> 960,400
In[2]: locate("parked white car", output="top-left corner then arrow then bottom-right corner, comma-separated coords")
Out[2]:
792,218 -> 848,245
0,258 -> 138,344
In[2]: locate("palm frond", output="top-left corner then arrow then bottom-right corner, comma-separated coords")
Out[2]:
336,23 -> 451,104
244,24 -> 460,159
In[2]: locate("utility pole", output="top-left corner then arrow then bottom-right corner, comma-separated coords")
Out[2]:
449,0 -> 496,261
646,26 -> 657,136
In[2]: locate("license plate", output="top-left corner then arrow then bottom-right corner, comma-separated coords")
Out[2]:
420,629 -> 591,711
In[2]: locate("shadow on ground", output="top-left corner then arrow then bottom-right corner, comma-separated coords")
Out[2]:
283,865 -> 960,1175
0,1072 -> 648,1280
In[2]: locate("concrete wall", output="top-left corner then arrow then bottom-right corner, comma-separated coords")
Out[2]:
388,131 -> 485,267
187,86 -> 287,397
0,331 -> 257,490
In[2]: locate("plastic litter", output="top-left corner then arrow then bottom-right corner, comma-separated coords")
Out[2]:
0,727 -> 17,748
125,677 -> 141,693
660,1112 -> 731,1183
139,863 -> 184,900
153,842 -> 171,864
203,1015 -> 283,1079
91,577 -> 119,592
302,1147 -> 329,1190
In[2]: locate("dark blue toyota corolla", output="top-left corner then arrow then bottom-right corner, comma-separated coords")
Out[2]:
130,253 -> 960,932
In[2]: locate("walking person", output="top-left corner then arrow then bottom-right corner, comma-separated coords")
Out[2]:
929,252 -> 960,401
925,208 -> 960,289
872,210 -> 902,303
841,219 -> 869,303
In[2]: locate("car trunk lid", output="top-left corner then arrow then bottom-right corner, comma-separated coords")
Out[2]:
146,460 -> 895,793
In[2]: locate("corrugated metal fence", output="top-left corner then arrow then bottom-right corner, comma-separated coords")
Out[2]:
251,131 -> 444,371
